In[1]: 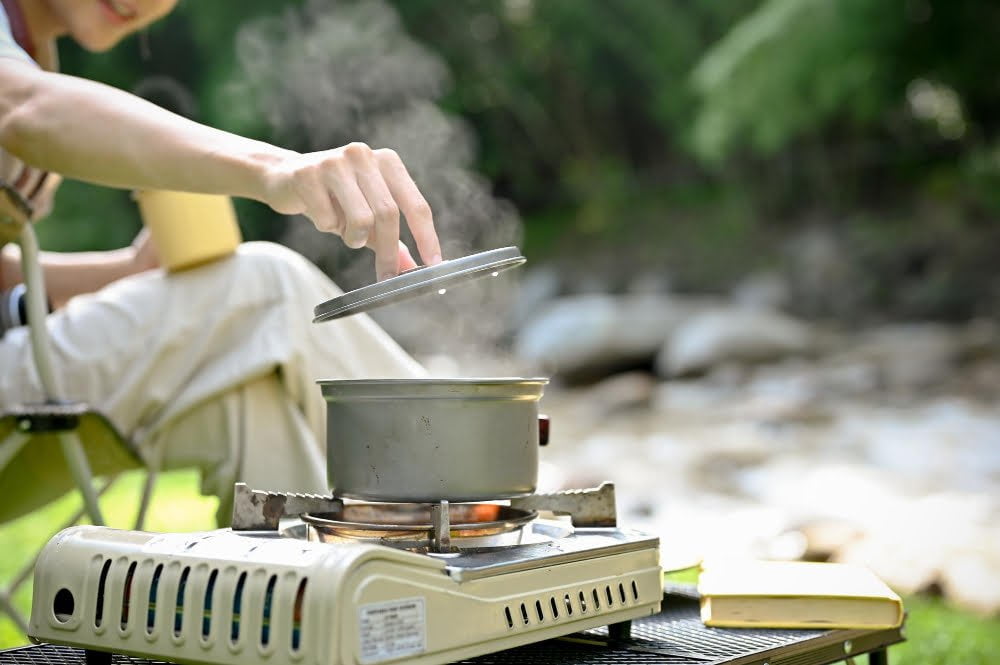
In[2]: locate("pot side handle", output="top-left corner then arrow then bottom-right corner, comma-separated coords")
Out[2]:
539,414 -> 550,446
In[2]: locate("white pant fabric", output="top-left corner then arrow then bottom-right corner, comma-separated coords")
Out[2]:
0,242 -> 424,521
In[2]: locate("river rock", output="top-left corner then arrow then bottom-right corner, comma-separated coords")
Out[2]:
789,519 -> 866,561
572,371 -> 657,424
731,271 -> 791,310
656,308 -> 814,377
847,323 -> 962,392
515,294 -> 714,381
939,550 -> 1000,616
784,226 -> 858,317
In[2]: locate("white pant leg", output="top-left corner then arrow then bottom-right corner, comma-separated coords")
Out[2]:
148,372 -> 328,525
0,241 -> 423,510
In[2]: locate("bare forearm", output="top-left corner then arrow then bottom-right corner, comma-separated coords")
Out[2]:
0,59 -> 443,281
1,243 -> 140,309
0,63 -> 294,200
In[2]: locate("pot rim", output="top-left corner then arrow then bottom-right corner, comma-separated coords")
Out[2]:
317,377 -> 549,386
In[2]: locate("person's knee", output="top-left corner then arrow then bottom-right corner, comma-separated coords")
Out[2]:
230,241 -> 342,300
237,241 -> 311,274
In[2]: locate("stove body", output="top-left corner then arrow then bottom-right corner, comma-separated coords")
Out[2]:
28,484 -> 661,665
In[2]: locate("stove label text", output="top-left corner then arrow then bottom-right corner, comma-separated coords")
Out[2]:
358,597 -> 426,663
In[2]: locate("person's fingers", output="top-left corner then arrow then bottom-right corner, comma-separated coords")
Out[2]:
29,173 -> 61,221
324,148 -> 374,249
28,170 -> 54,199
14,166 -> 42,197
397,240 -> 417,272
375,149 -> 441,266
132,227 -> 160,271
297,169 -> 342,234
347,145 -> 401,280
0,151 -> 22,184
132,226 -> 152,248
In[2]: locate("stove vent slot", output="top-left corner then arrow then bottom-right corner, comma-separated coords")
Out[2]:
503,578 -> 643,632
146,564 -> 163,634
52,588 -> 74,623
504,582 -> 616,630
201,569 -> 219,639
120,561 -> 137,630
94,559 -> 111,628
230,571 -> 248,644
291,578 -> 308,652
173,566 -> 191,637
260,574 -> 277,647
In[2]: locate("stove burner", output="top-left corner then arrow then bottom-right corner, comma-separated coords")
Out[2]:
301,503 -> 537,550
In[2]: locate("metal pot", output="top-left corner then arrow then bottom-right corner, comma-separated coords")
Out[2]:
319,378 -> 548,502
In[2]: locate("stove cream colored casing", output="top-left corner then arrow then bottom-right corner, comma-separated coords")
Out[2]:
29,526 -> 661,665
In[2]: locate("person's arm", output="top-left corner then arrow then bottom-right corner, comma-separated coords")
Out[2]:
0,60 -> 441,280
0,230 -> 157,309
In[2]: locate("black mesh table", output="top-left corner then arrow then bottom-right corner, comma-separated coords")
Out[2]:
0,589 -> 904,665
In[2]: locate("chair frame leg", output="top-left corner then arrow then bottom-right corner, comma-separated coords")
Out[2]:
134,467 -> 157,530
56,431 -> 105,526
0,591 -> 29,635
20,224 -> 106,526
2,225 -> 162,637
0,429 -> 31,471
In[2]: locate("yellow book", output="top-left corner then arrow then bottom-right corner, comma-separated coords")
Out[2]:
697,559 -> 904,630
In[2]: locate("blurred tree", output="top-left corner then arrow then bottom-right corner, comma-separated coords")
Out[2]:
686,0 -> 1000,318
391,0 -> 755,218
32,0 -> 1000,318
691,0 -> 1000,212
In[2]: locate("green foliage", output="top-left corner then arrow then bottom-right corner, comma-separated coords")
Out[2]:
391,1 -> 753,217
36,181 -> 139,252
691,0 -> 895,161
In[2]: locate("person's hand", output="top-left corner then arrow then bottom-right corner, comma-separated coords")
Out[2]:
130,227 -> 160,274
262,142 -> 442,280
0,154 -> 61,245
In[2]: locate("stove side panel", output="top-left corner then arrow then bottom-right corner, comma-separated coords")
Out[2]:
28,527 -> 356,665
339,546 -> 662,665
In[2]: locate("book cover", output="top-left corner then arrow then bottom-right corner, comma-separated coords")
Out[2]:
697,559 -> 904,630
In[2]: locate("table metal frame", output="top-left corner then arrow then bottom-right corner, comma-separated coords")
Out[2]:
0,589 -> 904,665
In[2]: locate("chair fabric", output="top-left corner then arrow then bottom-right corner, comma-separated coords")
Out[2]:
0,405 -> 141,523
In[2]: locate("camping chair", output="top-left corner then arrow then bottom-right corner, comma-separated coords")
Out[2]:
0,185 -> 159,636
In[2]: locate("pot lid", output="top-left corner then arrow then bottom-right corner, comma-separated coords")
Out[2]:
313,246 -> 526,322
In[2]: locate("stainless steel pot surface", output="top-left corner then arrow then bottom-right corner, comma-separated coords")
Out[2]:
320,378 -> 548,502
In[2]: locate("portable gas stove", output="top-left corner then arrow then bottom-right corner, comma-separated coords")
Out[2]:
28,482 -> 661,665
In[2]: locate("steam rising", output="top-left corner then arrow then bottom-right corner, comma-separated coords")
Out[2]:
224,0 -> 523,366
